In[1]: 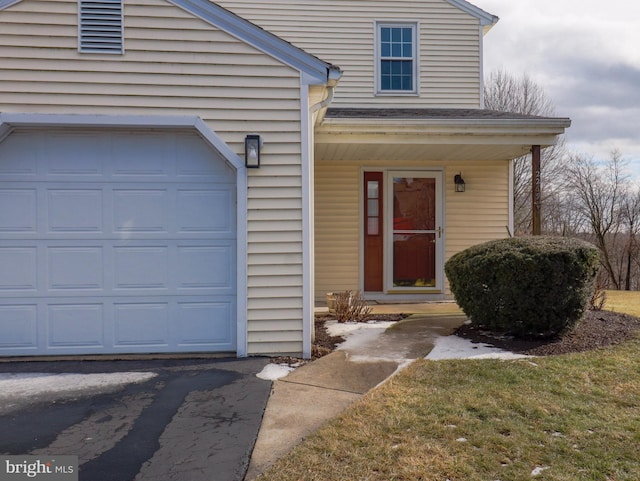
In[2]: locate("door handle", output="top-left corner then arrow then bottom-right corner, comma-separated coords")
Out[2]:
437,226 -> 442,238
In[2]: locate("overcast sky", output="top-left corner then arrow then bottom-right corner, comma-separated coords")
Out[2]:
472,0 -> 640,181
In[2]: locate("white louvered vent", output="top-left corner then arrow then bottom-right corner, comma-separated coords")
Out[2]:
79,0 -> 124,54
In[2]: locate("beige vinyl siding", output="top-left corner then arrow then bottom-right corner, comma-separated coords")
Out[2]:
315,163 -> 361,298
0,0 -> 307,355
314,158 -> 509,301
218,0 -> 483,108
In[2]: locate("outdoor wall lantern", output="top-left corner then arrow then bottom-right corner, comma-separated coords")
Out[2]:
454,173 -> 466,192
245,134 -> 262,168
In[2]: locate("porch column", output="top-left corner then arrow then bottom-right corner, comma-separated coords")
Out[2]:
531,145 -> 541,235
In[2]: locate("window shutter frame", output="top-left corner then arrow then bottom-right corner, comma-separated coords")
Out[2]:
78,0 -> 124,54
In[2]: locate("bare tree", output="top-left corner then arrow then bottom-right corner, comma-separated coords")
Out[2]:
484,70 -> 566,234
620,187 -> 640,290
567,150 -> 627,289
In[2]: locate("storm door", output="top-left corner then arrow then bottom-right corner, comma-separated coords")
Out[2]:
387,172 -> 443,291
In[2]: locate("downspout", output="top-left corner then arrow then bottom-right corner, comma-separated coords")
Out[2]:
479,25 -> 485,108
311,86 -> 334,117
311,66 -> 342,122
302,66 -> 340,356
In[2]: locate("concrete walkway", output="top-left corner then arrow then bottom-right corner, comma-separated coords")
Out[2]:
245,303 -> 466,480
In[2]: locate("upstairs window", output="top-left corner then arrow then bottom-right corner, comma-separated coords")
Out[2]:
78,0 -> 124,54
376,23 -> 418,94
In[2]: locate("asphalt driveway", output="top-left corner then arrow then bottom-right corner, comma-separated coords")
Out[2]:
0,357 -> 271,481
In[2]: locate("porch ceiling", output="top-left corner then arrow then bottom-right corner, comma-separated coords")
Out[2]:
315,108 -> 571,162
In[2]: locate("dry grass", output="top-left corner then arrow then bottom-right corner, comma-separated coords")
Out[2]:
605,289 -> 640,317
257,293 -> 640,481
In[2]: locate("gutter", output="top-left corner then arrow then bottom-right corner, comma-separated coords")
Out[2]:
320,115 -> 572,131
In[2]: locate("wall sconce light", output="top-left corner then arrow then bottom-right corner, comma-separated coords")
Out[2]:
454,173 -> 466,192
245,134 -> 262,168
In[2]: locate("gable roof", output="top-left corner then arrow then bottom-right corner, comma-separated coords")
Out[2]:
0,0 -> 341,86
168,0 -> 340,85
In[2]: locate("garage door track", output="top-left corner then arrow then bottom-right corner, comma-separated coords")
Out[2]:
0,357 -> 271,481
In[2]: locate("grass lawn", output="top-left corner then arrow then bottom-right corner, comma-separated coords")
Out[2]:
605,289 -> 640,317
258,294 -> 640,481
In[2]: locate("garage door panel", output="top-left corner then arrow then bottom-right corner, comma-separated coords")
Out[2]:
177,245 -> 235,292
0,133 -> 38,178
0,304 -> 37,348
114,302 -> 170,347
0,129 -> 237,356
177,188 -> 234,234
113,188 -> 169,234
0,297 -> 235,353
112,133 -> 171,178
176,136 -> 235,182
0,189 -> 37,233
48,247 -> 104,291
113,246 -> 169,290
44,134 -> 105,178
48,303 -> 104,348
177,300 -> 234,346
47,189 -> 103,233
0,247 -> 37,291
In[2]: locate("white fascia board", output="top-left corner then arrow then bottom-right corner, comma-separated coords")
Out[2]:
168,0 -> 333,85
446,0 -> 499,27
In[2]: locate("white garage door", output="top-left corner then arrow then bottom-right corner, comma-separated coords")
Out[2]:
0,129 -> 237,355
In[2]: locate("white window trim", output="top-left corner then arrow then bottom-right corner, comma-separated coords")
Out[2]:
374,21 -> 419,96
78,0 -> 125,54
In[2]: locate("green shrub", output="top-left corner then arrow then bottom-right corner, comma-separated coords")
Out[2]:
445,236 -> 600,338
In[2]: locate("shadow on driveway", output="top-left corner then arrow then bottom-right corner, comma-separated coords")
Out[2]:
0,357 -> 271,481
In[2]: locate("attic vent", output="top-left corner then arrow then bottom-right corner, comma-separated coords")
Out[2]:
79,0 -> 124,54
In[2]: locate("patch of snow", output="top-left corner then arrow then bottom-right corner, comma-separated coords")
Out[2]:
0,372 -> 157,400
256,363 -> 294,381
339,325 -> 386,348
425,335 -> 530,360
325,320 -> 396,338
326,320 -> 408,363
531,466 -> 550,477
